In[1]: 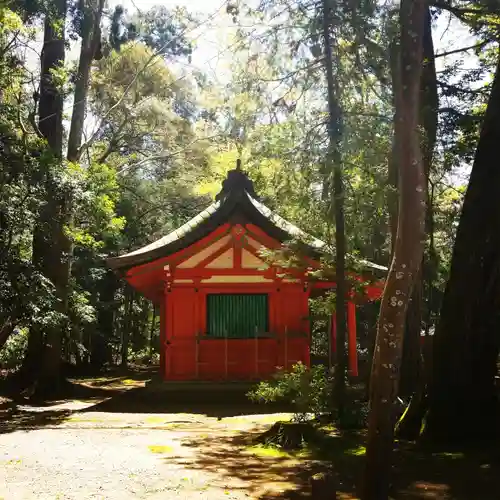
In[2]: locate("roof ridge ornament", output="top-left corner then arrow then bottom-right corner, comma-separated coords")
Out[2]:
215,159 -> 259,201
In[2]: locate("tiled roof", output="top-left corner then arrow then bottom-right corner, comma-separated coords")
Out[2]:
107,167 -> 387,274
113,200 -> 221,260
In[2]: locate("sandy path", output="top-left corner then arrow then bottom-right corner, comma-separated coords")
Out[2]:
0,401 -> 299,500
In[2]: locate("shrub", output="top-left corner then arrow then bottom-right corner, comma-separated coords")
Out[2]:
248,362 -> 333,422
0,328 -> 28,371
127,347 -> 159,365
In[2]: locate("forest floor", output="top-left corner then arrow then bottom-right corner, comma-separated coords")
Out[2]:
0,370 -> 499,500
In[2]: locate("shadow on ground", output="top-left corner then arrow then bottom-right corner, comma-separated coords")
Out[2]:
0,373 -> 290,433
164,422 -> 500,500
168,425 -> 363,499
391,443 -> 500,500
1,374 -> 500,500
0,369 -> 153,435
0,400 -> 72,435
86,383 -> 294,418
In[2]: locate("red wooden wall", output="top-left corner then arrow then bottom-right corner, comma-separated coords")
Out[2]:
161,284 -> 310,381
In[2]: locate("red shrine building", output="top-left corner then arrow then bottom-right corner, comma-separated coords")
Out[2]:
107,163 -> 385,382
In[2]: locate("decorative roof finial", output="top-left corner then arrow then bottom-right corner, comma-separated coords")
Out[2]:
215,158 -> 259,201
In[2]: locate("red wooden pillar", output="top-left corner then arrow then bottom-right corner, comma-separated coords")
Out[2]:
347,301 -> 358,377
303,287 -> 311,367
165,288 -> 174,379
159,293 -> 166,379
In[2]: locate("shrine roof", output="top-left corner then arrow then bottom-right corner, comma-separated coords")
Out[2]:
107,162 -> 387,275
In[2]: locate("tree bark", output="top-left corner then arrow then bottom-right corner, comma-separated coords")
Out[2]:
322,0 -> 347,420
66,0 -> 106,374
67,0 -> 104,162
38,3 -> 66,155
387,39 -> 401,257
422,50 -> 500,445
23,0 -> 67,393
24,0 -> 105,394
121,288 -> 133,368
399,275 -> 423,398
94,270 -> 117,369
362,1 -> 426,498
0,321 -> 16,352
399,6 -> 438,400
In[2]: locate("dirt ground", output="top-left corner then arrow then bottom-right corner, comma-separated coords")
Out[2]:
0,373 -> 499,500
0,375 -> 316,500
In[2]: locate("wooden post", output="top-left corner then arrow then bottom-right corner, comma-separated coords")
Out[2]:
224,328 -> 228,380
195,335 -> 199,379
347,302 -> 358,377
159,297 -> 166,378
284,325 -> 288,371
255,326 -> 259,378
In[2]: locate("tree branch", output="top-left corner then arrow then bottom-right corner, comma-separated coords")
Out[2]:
431,1 -> 487,20
435,40 -> 489,58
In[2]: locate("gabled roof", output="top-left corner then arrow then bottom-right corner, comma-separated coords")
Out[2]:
107,163 -> 387,275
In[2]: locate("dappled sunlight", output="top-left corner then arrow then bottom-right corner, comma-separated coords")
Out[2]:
1,383 -> 499,499
403,482 -> 451,499
165,425 -> 332,499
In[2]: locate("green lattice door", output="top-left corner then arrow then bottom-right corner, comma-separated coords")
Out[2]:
206,293 -> 268,338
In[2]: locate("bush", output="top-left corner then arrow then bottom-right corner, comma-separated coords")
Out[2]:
127,347 -> 159,365
247,362 -> 333,422
0,328 -> 28,371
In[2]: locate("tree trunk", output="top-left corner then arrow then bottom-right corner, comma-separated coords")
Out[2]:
373,37 -> 402,405
419,4 -> 439,338
322,0 -> 347,421
23,0 -> 67,393
94,270 -> 117,369
38,4 -> 66,155
399,6 -> 438,400
399,275 -> 423,398
121,288 -> 133,368
422,51 -> 500,445
67,0 -> 104,162
0,321 -> 16,352
362,1 -> 426,498
387,39 -> 401,257
38,0 -> 103,389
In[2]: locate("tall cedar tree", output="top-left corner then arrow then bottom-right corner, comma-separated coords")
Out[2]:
24,0 -> 68,392
399,6 -> 438,398
322,0 -> 348,418
22,0 -> 104,393
422,51 -> 500,445
362,1 -> 426,498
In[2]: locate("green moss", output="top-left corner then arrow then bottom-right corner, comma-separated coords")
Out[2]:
432,452 -> 465,460
68,416 -> 122,423
122,378 -> 139,385
148,445 -> 174,454
3,459 -> 22,465
345,445 -> 366,456
145,416 -> 166,424
245,443 -> 310,459
246,444 -> 292,458
319,423 -> 337,433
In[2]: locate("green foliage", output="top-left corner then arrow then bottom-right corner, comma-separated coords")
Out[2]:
248,363 -> 333,421
0,328 -> 28,371
109,4 -> 193,59
0,0 -> 493,405
127,347 -> 159,366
